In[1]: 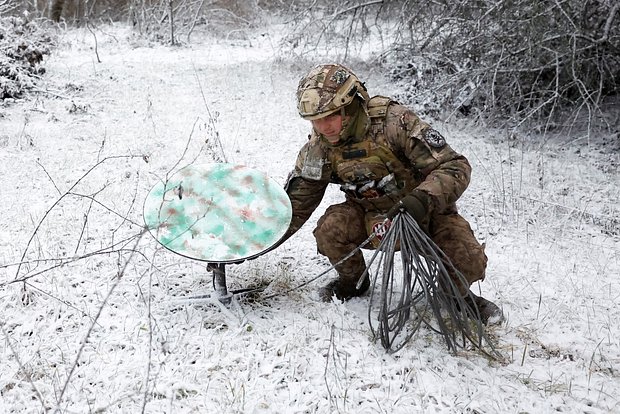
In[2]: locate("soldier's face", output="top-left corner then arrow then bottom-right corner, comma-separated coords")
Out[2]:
311,113 -> 347,144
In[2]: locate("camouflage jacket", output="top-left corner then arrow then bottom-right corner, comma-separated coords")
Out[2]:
285,96 -> 471,236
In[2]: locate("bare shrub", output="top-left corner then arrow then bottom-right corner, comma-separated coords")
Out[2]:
0,0 -> 21,15
0,16 -> 54,99
280,0 -> 620,137
40,0 -> 267,43
280,0 -> 384,62
36,0 -> 134,23
393,0 -> 619,131
129,0 -> 269,43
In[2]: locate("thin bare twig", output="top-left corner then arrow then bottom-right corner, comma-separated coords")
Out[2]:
0,322 -> 47,411
6,231 -> 148,286
16,155 -> 145,281
52,233 -> 146,412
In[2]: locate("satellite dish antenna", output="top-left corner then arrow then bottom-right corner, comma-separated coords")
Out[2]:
144,163 -> 292,304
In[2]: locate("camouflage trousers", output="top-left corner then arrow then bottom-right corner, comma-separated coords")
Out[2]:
313,200 -> 487,296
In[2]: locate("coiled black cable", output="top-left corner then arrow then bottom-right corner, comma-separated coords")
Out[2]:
362,211 -> 498,357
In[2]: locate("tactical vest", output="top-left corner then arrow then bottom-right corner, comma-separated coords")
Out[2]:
328,96 -> 418,212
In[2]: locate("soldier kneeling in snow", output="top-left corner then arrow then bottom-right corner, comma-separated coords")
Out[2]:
280,63 -> 503,325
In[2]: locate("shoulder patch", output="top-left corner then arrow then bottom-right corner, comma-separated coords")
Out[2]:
423,129 -> 446,148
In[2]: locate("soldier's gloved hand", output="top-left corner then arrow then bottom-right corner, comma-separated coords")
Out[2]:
387,192 -> 428,223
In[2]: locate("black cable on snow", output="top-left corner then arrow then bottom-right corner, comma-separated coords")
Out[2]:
363,211 -> 499,357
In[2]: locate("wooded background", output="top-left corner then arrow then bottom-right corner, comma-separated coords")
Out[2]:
1,0 -> 619,137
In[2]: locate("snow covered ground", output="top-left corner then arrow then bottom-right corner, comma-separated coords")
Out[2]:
1,23 -> 619,413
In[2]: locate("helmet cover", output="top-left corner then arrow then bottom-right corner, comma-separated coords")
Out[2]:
296,64 -> 369,120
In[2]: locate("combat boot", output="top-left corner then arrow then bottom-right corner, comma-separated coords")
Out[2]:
461,292 -> 504,325
319,274 -> 370,302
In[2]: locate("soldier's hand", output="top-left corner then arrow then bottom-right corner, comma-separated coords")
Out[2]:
387,192 -> 428,223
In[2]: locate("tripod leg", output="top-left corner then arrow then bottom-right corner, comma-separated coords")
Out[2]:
210,263 -> 233,305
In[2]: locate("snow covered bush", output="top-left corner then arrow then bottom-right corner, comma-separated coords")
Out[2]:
0,16 -> 53,99
280,0 -> 620,135
390,0 -> 620,128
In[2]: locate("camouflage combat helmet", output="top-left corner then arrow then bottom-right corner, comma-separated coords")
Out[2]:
297,64 -> 369,120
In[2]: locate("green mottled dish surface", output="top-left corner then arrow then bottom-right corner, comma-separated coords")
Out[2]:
144,163 -> 292,263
